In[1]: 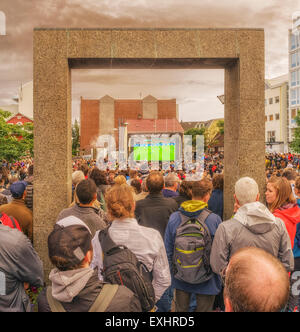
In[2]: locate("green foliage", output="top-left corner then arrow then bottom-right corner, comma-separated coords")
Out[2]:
72,119 -> 80,156
290,113 -> 300,153
216,120 -> 224,135
184,127 -> 206,147
0,109 -> 34,161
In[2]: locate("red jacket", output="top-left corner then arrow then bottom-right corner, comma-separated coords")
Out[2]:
273,204 -> 300,249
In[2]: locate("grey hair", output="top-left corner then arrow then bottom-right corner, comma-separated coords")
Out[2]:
235,177 -> 259,206
72,170 -> 85,185
164,173 -> 180,188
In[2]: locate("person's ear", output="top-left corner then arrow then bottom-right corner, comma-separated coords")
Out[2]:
83,250 -> 93,265
224,296 -> 234,312
92,192 -> 97,202
256,193 -> 260,202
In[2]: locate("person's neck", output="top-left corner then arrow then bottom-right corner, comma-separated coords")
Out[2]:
164,187 -> 176,192
79,202 -> 94,208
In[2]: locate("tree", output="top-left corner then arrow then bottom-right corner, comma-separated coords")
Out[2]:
72,119 -> 80,156
290,113 -> 300,152
184,127 -> 206,146
0,109 -> 34,161
216,120 -> 224,135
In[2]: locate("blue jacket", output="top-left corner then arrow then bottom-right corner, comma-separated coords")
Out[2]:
164,202 -> 222,295
208,189 -> 223,220
293,199 -> 300,258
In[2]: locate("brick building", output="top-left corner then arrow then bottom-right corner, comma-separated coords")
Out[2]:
80,95 -> 181,154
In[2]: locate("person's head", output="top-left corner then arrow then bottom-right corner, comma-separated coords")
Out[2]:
27,165 -> 34,177
48,217 -> 93,271
146,171 -> 164,194
282,168 -> 297,183
72,170 -> 85,186
295,176 -> 300,197
129,169 -> 138,179
89,167 -> 108,186
114,175 -> 127,185
10,181 -> 28,200
164,173 -> 180,191
0,193 -> 8,206
105,184 -> 135,220
212,173 -> 224,191
79,164 -> 89,177
178,181 -> 193,199
266,176 -> 295,212
234,177 -> 259,207
76,179 -> 97,206
224,247 -> 290,312
130,179 -> 142,195
191,178 -> 212,202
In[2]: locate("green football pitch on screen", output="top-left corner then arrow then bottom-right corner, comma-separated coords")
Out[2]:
133,143 -> 175,161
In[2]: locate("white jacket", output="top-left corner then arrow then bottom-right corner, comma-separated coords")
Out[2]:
91,218 -> 171,302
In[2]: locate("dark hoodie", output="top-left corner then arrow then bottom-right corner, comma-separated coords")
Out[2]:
210,202 -> 294,274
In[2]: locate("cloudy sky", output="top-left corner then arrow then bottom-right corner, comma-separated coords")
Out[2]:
0,0 -> 299,122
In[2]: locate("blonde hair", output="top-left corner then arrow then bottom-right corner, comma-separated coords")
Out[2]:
105,184 -> 135,219
267,176 -> 296,213
114,175 -> 127,185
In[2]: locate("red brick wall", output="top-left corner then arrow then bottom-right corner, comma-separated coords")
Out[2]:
80,99 -> 99,151
157,99 -> 177,119
114,100 -> 142,147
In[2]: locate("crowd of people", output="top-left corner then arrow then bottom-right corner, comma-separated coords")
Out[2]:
0,152 -> 299,312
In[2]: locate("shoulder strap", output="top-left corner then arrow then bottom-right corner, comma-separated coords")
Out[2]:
197,208 -> 211,225
99,227 -> 119,254
8,216 -> 17,229
46,287 -> 66,312
89,284 -> 119,312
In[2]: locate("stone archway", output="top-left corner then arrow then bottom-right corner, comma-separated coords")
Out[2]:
33,28 -> 265,277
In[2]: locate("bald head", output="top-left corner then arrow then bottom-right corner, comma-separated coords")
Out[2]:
224,247 -> 290,312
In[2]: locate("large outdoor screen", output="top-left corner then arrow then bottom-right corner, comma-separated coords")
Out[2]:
133,140 -> 175,161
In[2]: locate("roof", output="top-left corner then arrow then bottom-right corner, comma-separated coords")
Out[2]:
265,74 -> 288,89
5,112 -> 33,123
127,118 -> 184,134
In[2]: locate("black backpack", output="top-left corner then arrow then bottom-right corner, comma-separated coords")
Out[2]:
99,228 -> 156,312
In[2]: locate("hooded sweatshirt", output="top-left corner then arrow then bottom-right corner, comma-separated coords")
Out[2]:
164,200 -> 222,295
273,203 -> 300,249
210,201 -> 294,274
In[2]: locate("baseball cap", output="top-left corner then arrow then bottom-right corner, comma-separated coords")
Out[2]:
10,181 -> 28,198
48,219 -> 92,268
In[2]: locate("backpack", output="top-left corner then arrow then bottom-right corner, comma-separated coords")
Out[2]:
0,213 -> 22,232
173,208 -> 213,284
46,284 -> 118,312
99,228 -> 155,312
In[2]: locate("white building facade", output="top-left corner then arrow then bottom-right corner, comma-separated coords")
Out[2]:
265,75 -> 289,153
289,16 -> 300,147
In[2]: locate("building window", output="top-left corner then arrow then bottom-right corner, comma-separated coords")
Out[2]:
269,115 -> 273,121
291,33 -> 299,50
265,115 -> 267,122
267,131 -> 276,143
269,98 -> 273,104
291,51 -> 300,68
291,70 -> 300,87
275,113 -> 280,120
275,96 -> 280,103
292,108 -> 297,119
291,87 -> 300,106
